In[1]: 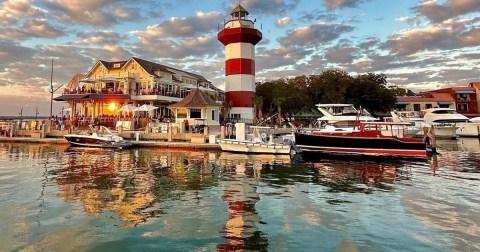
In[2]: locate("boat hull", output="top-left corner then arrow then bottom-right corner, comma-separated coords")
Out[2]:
456,123 -> 480,138
294,132 -> 427,158
64,134 -> 132,149
217,139 -> 292,155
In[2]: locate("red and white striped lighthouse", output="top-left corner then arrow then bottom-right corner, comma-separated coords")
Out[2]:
218,4 -> 262,120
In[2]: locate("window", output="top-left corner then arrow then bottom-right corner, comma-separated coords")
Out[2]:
457,93 -> 469,101
177,108 -> 187,118
425,104 -> 432,109
457,103 -> 468,112
211,110 -> 217,121
190,108 -> 201,119
414,104 -> 420,111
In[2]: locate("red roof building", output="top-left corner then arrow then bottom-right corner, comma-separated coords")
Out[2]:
396,83 -> 480,117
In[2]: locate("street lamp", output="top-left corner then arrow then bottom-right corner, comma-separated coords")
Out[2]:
49,58 -> 64,117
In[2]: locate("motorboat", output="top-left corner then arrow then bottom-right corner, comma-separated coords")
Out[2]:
456,117 -> 480,138
417,108 -> 469,139
64,125 -> 132,149
217,126 -> 300,155
389,110 -> 424,136
315,103 -> 378,128
294,122 -> 430,159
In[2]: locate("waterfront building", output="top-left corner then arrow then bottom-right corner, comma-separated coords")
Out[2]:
395,84 -> 480,117
169,88 -> 222,127
217,4 -> 262,122
54,57 -> 224,121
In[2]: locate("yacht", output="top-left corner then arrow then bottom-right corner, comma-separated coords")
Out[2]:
418,108 -> 469,139
315,104 -> 378,128
390,110 -> 424,136
64,125 -> 132,149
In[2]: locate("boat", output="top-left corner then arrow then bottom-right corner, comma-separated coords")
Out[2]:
294,122 -> 429,159
456,117 -> 480,137
217,126 -> 299,155
315,103 -> 378,128
64,125 -> 132,149
389,110 -> 424,136
417,108 -> 469,139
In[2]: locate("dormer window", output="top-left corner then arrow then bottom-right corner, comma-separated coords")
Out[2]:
113,63 -> 121,68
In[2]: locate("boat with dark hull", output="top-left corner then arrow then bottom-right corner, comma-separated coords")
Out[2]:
294,122 -> 429,159
64,125 -> 132,149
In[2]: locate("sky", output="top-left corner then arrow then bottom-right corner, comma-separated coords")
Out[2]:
0,0 -> 480,116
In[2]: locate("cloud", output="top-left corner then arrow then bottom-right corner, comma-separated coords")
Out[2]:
324,44 -> 357,64
132,35 -> 222,60
75,30 -> 125,46
276,17 -> 292,27
279,23 -> 354,47
323,0 -> 371,10
414,0 -> 480,23
44,0 -> 141,26
256,46 -> 313,71
234,0 -> 300,16
2,0 -> 46,17
386,18 -> 480,56
0,19 -> 66,40
131,11 -> 222,38
0,41 -> 37,67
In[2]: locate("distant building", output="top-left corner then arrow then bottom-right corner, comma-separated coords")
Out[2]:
395,83 -> 479,117
54,57 -> 224,119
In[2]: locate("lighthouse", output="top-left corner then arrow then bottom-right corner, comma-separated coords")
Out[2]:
218,4 -> 262,121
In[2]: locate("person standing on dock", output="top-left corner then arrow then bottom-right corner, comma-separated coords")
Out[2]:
184,119 -> 189,132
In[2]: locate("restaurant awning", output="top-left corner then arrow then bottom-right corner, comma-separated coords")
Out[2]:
396,102 -> 410,105
88,94 -> 131,100
53,94 -> 90,101
455,91 -> 475,94
437,101 -> 452,105
53,93 -> 131,101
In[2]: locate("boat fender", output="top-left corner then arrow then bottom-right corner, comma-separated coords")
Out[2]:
261,133 -> 267,141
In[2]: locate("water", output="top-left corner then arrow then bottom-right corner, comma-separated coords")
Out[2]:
0,139 -> 479,252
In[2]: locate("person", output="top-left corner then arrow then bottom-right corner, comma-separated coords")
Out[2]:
184,119 -> 189,132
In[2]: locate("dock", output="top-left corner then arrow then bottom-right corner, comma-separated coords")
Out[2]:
0,136 -> 222,150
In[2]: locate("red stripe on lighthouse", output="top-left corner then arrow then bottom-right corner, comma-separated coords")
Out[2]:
217,28 -> 263,46
225,58 -> 255,76
226,91 -> 255,107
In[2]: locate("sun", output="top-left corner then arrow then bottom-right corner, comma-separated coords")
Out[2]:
109,102 -> 116,111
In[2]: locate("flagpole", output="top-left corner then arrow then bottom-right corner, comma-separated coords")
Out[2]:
49,58 -> 54,117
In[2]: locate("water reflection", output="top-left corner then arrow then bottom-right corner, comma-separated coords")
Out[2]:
58,147 -> 220,227
1,141 -> 479,251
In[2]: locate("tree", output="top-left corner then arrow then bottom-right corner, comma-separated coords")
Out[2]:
272,96 -> 286,125
251,95 -> 264,124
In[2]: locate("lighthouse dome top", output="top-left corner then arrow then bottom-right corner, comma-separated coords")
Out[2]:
230,4 -> 249,19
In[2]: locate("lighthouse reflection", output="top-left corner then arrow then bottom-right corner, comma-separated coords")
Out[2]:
215,153 -> 277,251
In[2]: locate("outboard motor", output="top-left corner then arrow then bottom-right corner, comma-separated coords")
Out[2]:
283,138 -> 301,154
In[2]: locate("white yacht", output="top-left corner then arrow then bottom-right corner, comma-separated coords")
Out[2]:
315,104 -> 378,128
418,108 -> 469,139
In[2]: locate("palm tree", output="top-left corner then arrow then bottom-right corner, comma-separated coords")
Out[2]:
221,101 -> 232,124
272,97 -> 286,125
252,95 -> 264,124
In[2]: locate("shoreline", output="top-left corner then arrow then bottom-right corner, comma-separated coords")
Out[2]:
0,136 -> 222,151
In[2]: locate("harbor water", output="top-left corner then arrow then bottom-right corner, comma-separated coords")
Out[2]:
0,139 -> 479,251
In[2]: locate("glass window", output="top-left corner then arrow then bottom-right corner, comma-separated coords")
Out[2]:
190,108 -> 201,119
177,108 -> 187,118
